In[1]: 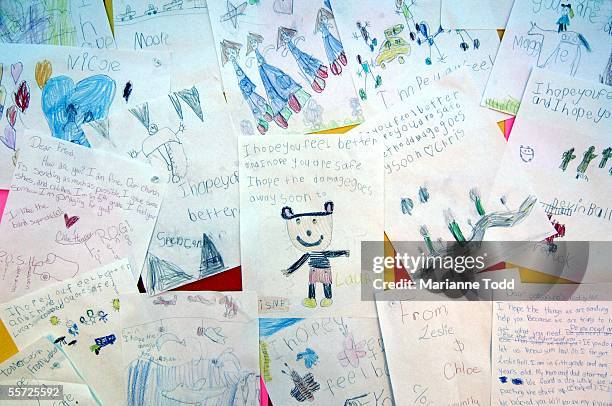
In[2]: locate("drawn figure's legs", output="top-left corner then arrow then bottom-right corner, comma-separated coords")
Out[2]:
321,283 -> 333,307
303,284 -> 317,308
570,47 -> 581,76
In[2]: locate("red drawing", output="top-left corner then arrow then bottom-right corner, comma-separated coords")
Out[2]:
64,213 -> 80,229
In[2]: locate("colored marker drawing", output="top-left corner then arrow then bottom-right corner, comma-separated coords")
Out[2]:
281,201 -> 349,309
41,74 -> 116,147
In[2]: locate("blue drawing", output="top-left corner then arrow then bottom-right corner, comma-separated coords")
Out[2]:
259,318 -> 304,337
41,75 -> 116,147
401,197 -> 414,215
221,39 -> 273,134
127,346 -> 258,406
146,253 -> 193,294
278,27 -> 328,93
296,348 -> 319,368
556,3 -> 574,32
499,376 -> 508,383
512,378 -> 524,385
247,32 -> 310,129
418,186 -> 429,203
415,22 -> 446,65
199,233 -> 226,278
281,202 -> 349,309
315,8 -> 347,76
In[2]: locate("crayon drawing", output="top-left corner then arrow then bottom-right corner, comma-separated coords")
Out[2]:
209,0 -> 363,134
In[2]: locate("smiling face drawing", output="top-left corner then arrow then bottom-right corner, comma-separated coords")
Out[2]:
520,145 -> 535,162
282,202 -> 334,252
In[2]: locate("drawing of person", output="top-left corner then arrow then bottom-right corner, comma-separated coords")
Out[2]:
315,8 -> 347,75
577,146 -> 597,174
395,0 -> 418,40
277,27 -> 328,93
220,39 -> 273,135
247,32 -> 310,129
557,4 -> 574,32
63,104 -> 90,147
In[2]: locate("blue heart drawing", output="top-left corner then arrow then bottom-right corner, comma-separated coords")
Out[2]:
41,75 -> 116,147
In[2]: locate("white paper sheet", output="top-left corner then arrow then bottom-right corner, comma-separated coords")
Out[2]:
90,81 -> 239,294
0,43 -> 173,187
500,69 -> 611,283
0,135 -> 164,300
0,337 -> 87,384
441,0 -> 515,30
260,316 -> 393,405
112,0 -> 223,88
331,0 -> 505,120
0,259 -> 137,406
120,291 -> 260,406
482,0 -> 612,114
208,0 -> 363,134
376,299 -> 491,405
0,0 -> 114,49
351,71 -> 554,256
239,132 -> 383,318
492,300 -> 611,405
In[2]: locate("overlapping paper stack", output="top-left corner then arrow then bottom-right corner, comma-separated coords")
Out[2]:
0,1 -> 610,405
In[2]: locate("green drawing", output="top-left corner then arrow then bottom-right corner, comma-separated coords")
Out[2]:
577,146 -> 597,174
560,147 -> 576,171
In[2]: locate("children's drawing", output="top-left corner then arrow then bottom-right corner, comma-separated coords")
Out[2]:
455,29 -> 480,51
123,81 -> 133,102
419,195 -> 538,255
278,27 -> 329,92
200,233 -> 226,278
221,39 -> 273,134
376,24 -> 411,69
248,32 -> 310,129
274,0 -> 294,15
315,8 -> 347,76
0,61 -> 31,156
281,201 -> 350,308
395,0 -> 418,41
282,363 -> 321,402
576,146 -> 597,174
63,213 -> 79,229
221,0 -> 248,29
41,74 -> 116,147
115,0 -> 208,24
556,3 -> 574,32
171,86 -> 204,122
34,59 -> 52,89
122,293 -> 259,406
296,348 -> 319,368
146,253 -> 193,293
337,332 -> 367,368
0,1 -> 76,45
355,54 -> 382,100
354,21 -> 377,51
520,145 -> 535,162
415,21 -> 446,65
129,101 -> 188,183
527,22 -> 591,77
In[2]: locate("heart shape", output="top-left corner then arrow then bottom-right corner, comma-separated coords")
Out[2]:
41,75 -> 116,147
11,62 -> 23,84
1,126 -> 16,150
423,144 -> 434,157
63,213 -> 80,229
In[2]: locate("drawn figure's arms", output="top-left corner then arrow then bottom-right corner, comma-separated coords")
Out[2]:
282,254 -> 310,276
325,250 -> 350,258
